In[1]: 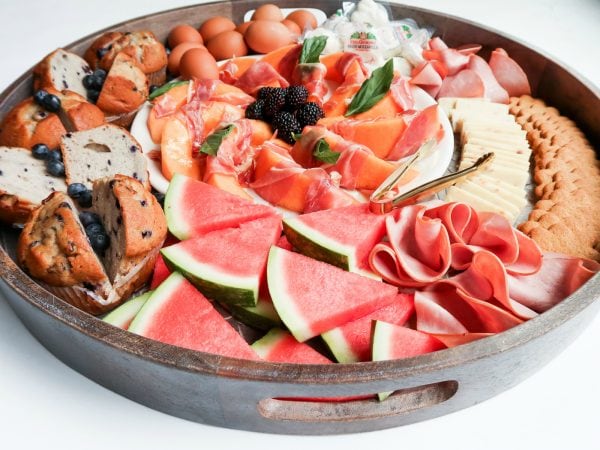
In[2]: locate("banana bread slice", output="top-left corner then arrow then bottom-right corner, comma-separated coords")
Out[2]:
60,123 -> 148,189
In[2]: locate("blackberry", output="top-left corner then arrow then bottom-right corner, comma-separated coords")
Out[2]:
245,99 -> 265,120
257,87 -> 277,100
285,86 -> 308,110
297,102 -> 325,128
263,88 -> 286,118
272,111 -> 302,145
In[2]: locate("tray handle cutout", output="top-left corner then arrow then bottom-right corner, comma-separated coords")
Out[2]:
257,380 -> 458,422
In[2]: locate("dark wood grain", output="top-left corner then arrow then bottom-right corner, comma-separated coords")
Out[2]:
0,0 -> 599,435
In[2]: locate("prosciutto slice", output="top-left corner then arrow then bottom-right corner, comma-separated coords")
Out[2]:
203,119 -> 255,181
489,48 -> 532,97
387,104 -> 442,160
389,76 -> 415,111
294,63 -> 328,105
303,176 -> 357,213
234,61 -> 289,95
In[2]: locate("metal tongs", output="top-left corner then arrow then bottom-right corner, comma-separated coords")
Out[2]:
369,140 -> 495,214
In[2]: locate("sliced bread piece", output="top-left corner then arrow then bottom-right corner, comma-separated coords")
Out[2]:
33,48 -> 93,99
96,52 -> 148,116
92,174 -> 167,300
17,192 -> 114,313
60,124 -> 148,189
0,97 -> 66,149
0,146 -> 67,223
58,89 -> 106,131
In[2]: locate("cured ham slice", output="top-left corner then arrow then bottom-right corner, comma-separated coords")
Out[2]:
489,48 -> 532,97
234,61 -> 289,95
439,48 -> 469,76
276,44 -> 303,83
387,104 -> 442,160
294,63 -> 328,105
438,69 -> 485,99
410,61 -> 443,98
389,76 -> 415,111
369,205 -> 451,287
203,119 -> 254,180
429,37 -> 449,51
303,177 -> 357,213
467,54 -> 509,104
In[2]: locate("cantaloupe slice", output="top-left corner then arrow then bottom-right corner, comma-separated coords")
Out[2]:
352,153 -> 397,190
161,116 -> 202,180
205,172 -> 252,200
219,56 -> 257,79
352,93 -> 403,120
147,83 -> 190,144
259,44 -> 300,70
249,120 -> 273,147
254,144 -> 293,180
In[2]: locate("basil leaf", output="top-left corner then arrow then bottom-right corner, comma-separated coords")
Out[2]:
299,36 -> 328,64
200,125 -> 235,156
292,132 -> 303,142
148,80 -> 189,101
345,59 -> 394,117
313,139 -> 340,164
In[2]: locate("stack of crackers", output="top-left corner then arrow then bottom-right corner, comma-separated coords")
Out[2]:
510,95 -> 600,261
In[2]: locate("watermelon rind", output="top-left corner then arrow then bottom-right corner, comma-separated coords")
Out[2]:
128,273 -> 185,335
371,320 -> 394,401
161,246 -> 258,306
228,298 -> 281,330
251,328 -> 286,359
283,218 -> 356,271
321,327 -> 359,364
163,174 -> 192,240
267,246 -> 314,342
102,291 -> 152,329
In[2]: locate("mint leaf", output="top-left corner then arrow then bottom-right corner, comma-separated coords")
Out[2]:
200,125 -> 235,156
299,36 -> 328,64
313,139 -> 340,164
148,80 -> 189,101
345,59 -> 394,116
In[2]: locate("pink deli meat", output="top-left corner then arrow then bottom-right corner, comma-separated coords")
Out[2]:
489,48 -> 532,97
234,61 -> 290,95
438,69 -> 485,99
466,54 -> 509,103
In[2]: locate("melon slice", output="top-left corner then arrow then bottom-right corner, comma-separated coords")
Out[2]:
161,216 -> 282,307
252,328 -> 332,364
282,204 -> 387,272
102,291 -> 152,330
161,115 -> 202,181
164,174 -> 278,240
228,294 -> 282,330
267,246 -> 399,342
322,293 -> 415,363
372,320 -> 446,400
128,272 -> 259,359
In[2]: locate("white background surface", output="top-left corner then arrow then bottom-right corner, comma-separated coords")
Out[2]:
0,1 -> 599,449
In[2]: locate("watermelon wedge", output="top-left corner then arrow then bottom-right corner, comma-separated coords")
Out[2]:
282,204 -> 387,272
164,174 -> 278,240
161,216 -> 282,307
252,328 -> 332,364
150,254 -> 171,289
322,293 -> 415,363
102,291 -> 152,330
371,320 -> 446,400
267,246 -> 399,342
228,294 -> 282,330
128,272 -> 259,360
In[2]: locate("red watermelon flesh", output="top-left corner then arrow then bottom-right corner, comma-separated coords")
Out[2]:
150,254 -> 171,289
164,174 -> 279,240
161,216 -> 282,306
282,204 -> 387,272
252,328 -> 332,364
128,272 -> 259,360
322,293 -> 415,363
268,246 -> 399,342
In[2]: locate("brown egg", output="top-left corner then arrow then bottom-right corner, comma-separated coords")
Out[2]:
179,48 -> 219,80
207,30 -> 248,61
168,42 -> 207,75
286,10 -> 318,31
236,21 -> 254,35
245,20 -> 293,54
252,4 -> 284,21
281,19 -> 302,39
199,16 -> 236,42
168,24 -> 203,49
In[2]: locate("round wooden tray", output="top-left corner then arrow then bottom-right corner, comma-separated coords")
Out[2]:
0,0 -> 599,435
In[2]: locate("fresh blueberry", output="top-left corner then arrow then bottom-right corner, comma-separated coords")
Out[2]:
89,232 -> 110,253
87,89 -> 100,103
46,150 -> 62,161
152,191 -> 165,207
42,93 -> 61,112
79,211 -> 101,227
82,74 -> 96,90
33,90 -> 48,106
85,222 -> 104,236
93,69 -> 107,81
47,160 -> 65,177
77,190 -> 93,208
31,143 -> 50,160
67,183 -> 87,198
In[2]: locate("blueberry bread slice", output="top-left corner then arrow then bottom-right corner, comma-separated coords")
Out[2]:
33,48 -> 93,99
0,146 -> 67,223
60,123 -> 148,189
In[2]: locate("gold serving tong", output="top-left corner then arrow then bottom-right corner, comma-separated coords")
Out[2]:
369,142 -> 495,214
